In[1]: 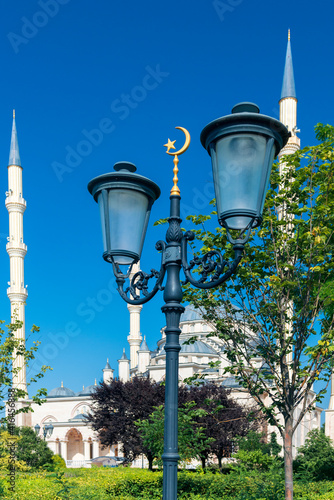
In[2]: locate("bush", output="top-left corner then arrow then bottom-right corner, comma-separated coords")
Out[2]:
294,429 -> 334,482
105,469 -> 163,499
104,469 -> 285,500
15,426 -> 54,470
51,454 -> 66,470
232,449 -> 280,471
1,467 -> 334,499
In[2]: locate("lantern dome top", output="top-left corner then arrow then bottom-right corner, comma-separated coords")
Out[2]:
231,102 -> 260,114
113,161 -> 137,173
88,162 -> 161,202
200,102 -> 290,157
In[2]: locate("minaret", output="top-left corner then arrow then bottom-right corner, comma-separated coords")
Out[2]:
103,359 -> 114,384
137,336 -> 151,374
278,33 -> 300,373
127,262 -> 142,369
6,111 -> 28,394
279,29 -> 300,160
118,349 -> 130,382
325,371 -> 334,439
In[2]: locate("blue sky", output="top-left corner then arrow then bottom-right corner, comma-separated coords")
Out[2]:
0,0 -> 333,414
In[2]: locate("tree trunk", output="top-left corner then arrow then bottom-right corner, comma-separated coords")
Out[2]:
147,453 -> 153,471
201,456 -> 206,469
218,455 -> 222,471
284,417 -> 294,500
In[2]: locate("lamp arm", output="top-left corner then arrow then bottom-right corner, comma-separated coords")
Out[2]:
114,241 -> 167,305
181,231 -> 244,289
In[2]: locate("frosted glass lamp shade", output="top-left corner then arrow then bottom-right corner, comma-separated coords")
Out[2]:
88,162 -> 160,266
201,103 -> 289,231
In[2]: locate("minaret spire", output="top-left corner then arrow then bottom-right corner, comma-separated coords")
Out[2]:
8,110 -> 21,167
6,111 -> 28,400
281,29 -> 296,100
279,30 -> 300,156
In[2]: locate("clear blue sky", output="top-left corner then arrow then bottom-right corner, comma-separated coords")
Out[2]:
0,0 -> 333,414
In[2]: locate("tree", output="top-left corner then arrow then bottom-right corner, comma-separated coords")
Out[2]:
14,426 -> 54,469
236,430 -> 271,455
294,428 -> 334,481
87,377 -> 165,469
1,318 -> 50,422
136,383 -> 259,469
136,402 -> 211,467
0,428 -> 29,471
236,429 -> 282,457
179,383 -> 259,468
183,123 -> 334,499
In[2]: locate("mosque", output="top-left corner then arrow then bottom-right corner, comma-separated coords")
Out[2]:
6,33 -> 331,467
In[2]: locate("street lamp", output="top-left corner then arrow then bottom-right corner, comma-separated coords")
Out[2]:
88,104 -> 289,500
35,422 -> 54,440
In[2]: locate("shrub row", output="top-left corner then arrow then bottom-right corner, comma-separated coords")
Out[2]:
0,467 -> 334,499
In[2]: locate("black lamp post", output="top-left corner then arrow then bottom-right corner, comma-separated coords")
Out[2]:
35,422 -> 54,440
88,103 -> 289,500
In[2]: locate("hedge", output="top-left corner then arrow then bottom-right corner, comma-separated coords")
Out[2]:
0,467 -> 333,499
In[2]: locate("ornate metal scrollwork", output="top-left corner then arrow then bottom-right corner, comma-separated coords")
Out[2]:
188,250 -> 228,283
114,241 -> 167,305
181,231 -> 244,289
127,269 -> 162,299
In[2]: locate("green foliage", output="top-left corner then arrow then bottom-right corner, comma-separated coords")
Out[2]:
269,432 -> 282,457
232,431 -> 283,474
235,430 -> 282,459
0,429 -> 30,471
0,467 -> 334,499
233,449 -> 280,472
294,428 -> 334,482
105,468 -> 163,499
46,469 -> 75,499
51,453 -> 67,469
0,318 -> 51,423
15,426 -> 54,470
136,401 -> 212,467
236,430 -> 270,454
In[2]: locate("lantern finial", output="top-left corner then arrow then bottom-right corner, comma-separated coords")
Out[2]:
164,127 -> 191,196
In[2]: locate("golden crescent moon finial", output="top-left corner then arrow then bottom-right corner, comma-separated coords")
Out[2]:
288,29 -> 290,41
165,126 -> 191,156
164,127 -> 191,196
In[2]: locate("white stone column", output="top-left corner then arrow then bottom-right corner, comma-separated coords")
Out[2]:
117,442 -> 123,457
92,440 -> 99,459
60,440 -> 68,462
127,262 -> 142,369
46,440 -> 57,454
83,440 -> 90,461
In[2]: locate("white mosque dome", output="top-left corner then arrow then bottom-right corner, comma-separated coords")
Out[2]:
76,385 -> 98,396
158,338 -> 217,355
48,384 -> 76,398
180,339 -> 216,354
180,306 -> 203,323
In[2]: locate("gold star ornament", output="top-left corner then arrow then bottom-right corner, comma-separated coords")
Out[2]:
164,127 -> 191,196
164,138 -> 176,153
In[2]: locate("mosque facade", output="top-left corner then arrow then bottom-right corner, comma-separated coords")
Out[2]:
7,33 -> 329,467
